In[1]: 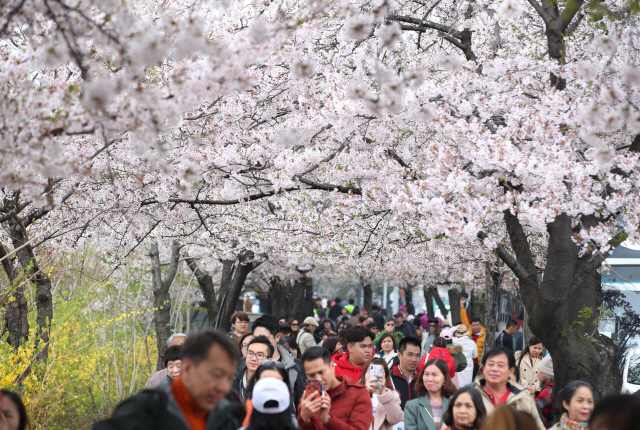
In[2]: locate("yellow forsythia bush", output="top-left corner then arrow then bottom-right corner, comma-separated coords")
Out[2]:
0,279 -> 158,430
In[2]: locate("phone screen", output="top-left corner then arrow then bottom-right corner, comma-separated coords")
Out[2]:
305,379 -> 324,398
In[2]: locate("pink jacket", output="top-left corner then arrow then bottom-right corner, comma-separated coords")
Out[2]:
372,388 -> 404,430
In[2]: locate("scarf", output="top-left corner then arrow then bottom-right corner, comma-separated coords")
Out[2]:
171,377 -> 208,430
558,413 -> 589,430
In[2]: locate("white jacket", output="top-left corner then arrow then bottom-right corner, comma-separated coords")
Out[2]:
452,335 -> 478,387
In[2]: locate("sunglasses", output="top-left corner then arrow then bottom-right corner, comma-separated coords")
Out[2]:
331,346 -> 344,355
292,323 -> 299,326
260,360 -> 285,369
429,324 -> 436,327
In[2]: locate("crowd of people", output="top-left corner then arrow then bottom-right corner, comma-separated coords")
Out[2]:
1,297 -> 640,430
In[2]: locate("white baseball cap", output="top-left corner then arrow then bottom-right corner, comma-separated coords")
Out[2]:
407,315 -> 415,321
252,377 -> 290,414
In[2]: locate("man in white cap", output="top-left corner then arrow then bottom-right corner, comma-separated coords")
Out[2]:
535,354 -> 554,427
298,316 -> 320,354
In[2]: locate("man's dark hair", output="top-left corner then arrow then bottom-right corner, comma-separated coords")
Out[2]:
345,325 -> 374,344
252,314 -> 279,337
317,308 -> 326,318
371,304 -> 379,311
248,335 -> 275,358
230,311 -> 250,325
163,345 -> 184,367
352,305 -> 360,316
341,315 -> 350,322
358,316 -> 366,323
481,346 -> 516,369
182,329 -> 240,364
315,297 -> 322,302
506,319 -> 518,329
279,323 -> 292,336
589,393 -> 640,430
398,336 -> 421,354
334,297 -> 341,303
301,345 -> 331,365
470,317 -> 482,324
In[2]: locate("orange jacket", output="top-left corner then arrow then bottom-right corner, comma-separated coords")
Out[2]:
460,306 -> 486,360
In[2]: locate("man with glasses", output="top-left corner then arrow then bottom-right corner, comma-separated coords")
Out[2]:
247,314 -> 306,407
228,312 -> 250,345
298,317 -> 319,355
333,326 -> 374,382
232,336 -> 273,401
390,337 -> 421,409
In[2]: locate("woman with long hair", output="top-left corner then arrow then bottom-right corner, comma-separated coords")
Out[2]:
549,381 -> 594,430
245,377 -> 297,430
0,390 -> 30,430
376,332 -> 399,367
441,386 -> 487,430
405,358 -> 457,430
358,357 -> 404,430
515,336 -> 544,394
287,317 -> 300,340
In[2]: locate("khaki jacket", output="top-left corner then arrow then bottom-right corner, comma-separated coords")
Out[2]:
515,350 -> 541,391
472,380 -> 545,430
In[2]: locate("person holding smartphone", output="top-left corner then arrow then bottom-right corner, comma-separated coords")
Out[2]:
357,358 -> 404,430
298,346 -> 372,430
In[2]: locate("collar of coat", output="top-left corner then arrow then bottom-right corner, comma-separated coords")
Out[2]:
475,379 -> 532,403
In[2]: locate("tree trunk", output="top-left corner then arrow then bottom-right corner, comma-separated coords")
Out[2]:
219,251 -> 262,333
424,286 -> 435,319
469,290 -> 482,322
362,276 -> 372,315
185,255 -> 219,325
150,240 -> 182,371
269,277 -> 291,320
448,289 -> 461,325
404,283 -> 415,315
501,211 -> 622,399
431,287 -> 449,318
483,266 -> 501,361
0,243 -> 29,349
8,217 -> 52,364
290,274 -> 314,321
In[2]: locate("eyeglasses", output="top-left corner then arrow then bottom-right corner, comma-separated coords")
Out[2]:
331,346 -> 344,355
247,351 -> 270,360
261,359 -> 285,369
292,323 -> 299,327
429,324 -> 436,327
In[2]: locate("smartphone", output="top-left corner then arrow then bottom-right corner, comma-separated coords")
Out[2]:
369,364 -> 383,381
305,379 -> 324,398
523,381 -> 529,388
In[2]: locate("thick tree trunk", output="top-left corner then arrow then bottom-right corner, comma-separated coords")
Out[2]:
219,251 -> 262,333
150,240 -> 182,371
362,276 -> 372,315
470,290 -> 482,322
502,211 -> 621,399
256,288 -> 272,315
8,218 -> 52,364
185,256 -> 219,325
483,266 -> 501,361
404,283 -> 415,315
448,289 -> 461,325
0,243 -> 29,349
424,286 -> 435,319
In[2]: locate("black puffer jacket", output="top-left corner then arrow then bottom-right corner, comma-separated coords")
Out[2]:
92,380 -> 244,430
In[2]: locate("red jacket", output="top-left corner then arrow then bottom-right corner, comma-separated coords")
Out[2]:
418,346 -> 456,378
297,375 -> 373,430
332,352 -> 365,383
